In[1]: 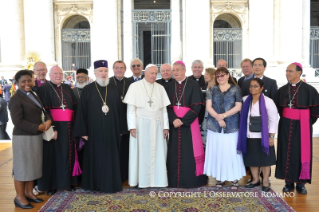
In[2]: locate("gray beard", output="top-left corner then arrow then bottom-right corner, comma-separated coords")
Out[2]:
76,81 -> 88,89
96,78 -> 109,87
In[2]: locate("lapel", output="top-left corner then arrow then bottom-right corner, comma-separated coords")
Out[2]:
17,89 -> 41,109
262,76 -> 270,94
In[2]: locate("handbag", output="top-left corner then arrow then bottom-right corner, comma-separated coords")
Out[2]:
249,116 -> 261,132
43,126 -> 55,141
248,101 -> 261,132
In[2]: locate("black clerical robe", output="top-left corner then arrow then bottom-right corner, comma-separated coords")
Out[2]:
188,75 -> 206,125
275,81 -> 319,184
73,82 -> 123,193
72,87 -> 83,102
156,78 -> 173,88
109,76 -> 132,182
37,82 -> 78,191
166,78 -> 207,188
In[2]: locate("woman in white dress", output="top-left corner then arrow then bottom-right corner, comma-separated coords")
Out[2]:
204,67 -> 246,189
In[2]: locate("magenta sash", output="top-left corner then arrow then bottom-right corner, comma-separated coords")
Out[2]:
173,106 -> 205,176
50,109 -> 74,122
283,108 -> 311,180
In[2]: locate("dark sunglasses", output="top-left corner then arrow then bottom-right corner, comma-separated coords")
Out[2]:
131,64 -> 141,68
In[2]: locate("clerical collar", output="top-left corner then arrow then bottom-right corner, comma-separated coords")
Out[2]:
115,77 -> 124,81
254,75 -> 264,80
244,73 -> 254,80
289,80 -> 301,87
178,77 -> 187,84
163,78 -> 171,83
19,89 -> 30,95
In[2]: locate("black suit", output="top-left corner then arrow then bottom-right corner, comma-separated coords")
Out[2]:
0,98 -> 9,139
32,79 -> 47,94
238,76 -> 245,89
241,76 -> 278,101
128,73 -> 144,83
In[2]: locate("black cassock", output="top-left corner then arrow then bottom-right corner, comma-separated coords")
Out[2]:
38,82 -> 78,191
109,76 -> 132,182
72,87 -> 83,102
188,75 -> 206,125
73,82 -> 122,193
275,81 -> 319,184
156,78 -> 173,89
166,78 -> 207,188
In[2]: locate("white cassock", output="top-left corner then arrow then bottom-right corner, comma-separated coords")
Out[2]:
123,78 -> 170,188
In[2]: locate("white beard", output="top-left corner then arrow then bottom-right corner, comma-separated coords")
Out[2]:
96,78 -> 109,87
76,81 -> 88,89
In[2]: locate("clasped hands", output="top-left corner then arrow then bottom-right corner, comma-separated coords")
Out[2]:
38,120 -> 52,132
173,119 -> 183,128
214,113 -> 226,128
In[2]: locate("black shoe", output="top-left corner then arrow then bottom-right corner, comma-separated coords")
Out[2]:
14,198 -> 33,209
70,185 -> 76,191
282,184 -> 295,192
247,178 -> 253,184
26,196 -> 44,203
47,189 -> 57,196
262,186 -> 271,192
246,181 -> 260,188
296,186 -> 307,194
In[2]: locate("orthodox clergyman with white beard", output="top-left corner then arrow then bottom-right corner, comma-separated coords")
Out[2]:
73,68 -> 89,101
73,60 -> 123,193
124,64 -> 170,188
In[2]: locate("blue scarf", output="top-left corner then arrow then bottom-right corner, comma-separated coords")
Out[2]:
237,94 -> 269,155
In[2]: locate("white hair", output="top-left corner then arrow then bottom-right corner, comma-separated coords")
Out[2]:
33,61 -> 47,70
192,60 -> 204,68
145,64 -> 157,72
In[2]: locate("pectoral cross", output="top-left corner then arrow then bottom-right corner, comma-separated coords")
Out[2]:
288,102 -> 293,108
148,99 -> 153,107
176,101 -> 181,109
60,104 -> 66,111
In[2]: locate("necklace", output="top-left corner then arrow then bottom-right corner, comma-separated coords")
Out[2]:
142,80 -> 154,107
95,82 -> 109,115
113,77 -> 125,102
288,81 -> 302,108
48,82 -> 66,111
175,78 -> 188,109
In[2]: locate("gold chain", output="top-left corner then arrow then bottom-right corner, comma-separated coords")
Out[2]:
95,82 -> 107,104
113,77 -> 125,98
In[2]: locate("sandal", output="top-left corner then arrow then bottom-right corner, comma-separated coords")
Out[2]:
231,180 -> 239,190
216,181 -> 225,188
33,186 -> 44,196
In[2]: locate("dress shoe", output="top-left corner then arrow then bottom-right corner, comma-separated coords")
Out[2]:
296,186 -> 307,194
262,186 -> 271,192
282,184 -> 295,192
26,196 -> 44,203
247,178 -> 252,184
245,181 -> 260,188
14,198 -> 33,209
47,189 -> 57,196
71,185 -> 76,191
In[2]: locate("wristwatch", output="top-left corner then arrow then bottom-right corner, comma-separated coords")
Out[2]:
269,135 -> 275,138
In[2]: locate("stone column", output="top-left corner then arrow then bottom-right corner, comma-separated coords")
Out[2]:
170,0 -> 181,62
91,0 -> 118,68
122,0 -> 133,77
0,0 -> 25,73
249,0 -> 274,64
278,0 -> 303,64
302,0 -> 310,67
183,0 -> 211,75
24,0 -> 56,66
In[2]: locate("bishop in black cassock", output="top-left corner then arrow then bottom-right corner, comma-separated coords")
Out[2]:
109,60 -> 132,182
38,66 -> 78,192
166,61 -> 207,188
275,63 -> 319,194
73,60 -> 123,193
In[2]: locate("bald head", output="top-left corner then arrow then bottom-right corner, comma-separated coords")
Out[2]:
217,59 -> 228,69
160,63 -> 172,81
49,66 -> 63,85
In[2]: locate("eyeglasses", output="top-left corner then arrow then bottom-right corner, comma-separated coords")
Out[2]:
76,76 -> 87,79
131,64 -> 141,68
35,69 -> 46,72
216,74 -> 226,79
249,85 -> 260,88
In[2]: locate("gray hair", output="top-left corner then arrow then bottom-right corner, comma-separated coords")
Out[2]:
33,61 -> 47,70
173,62 -> 186,69
49,66 -> 62,74
145,64 -> 157,72
191,60 -> 204,68
130,58 -> 143,67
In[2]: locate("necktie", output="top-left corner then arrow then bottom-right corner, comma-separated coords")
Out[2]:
135,77 -> 140,82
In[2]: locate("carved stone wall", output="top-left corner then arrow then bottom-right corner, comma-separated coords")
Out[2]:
54,1 -> 93,66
